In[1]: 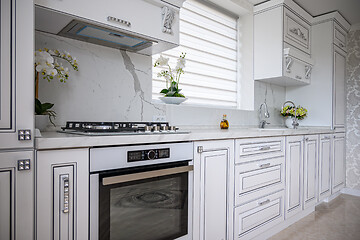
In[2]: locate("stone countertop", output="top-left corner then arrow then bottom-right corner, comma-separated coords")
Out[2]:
35,127 -> 343,150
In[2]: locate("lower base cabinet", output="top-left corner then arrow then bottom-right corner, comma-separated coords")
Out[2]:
0,151 -> 34,240
332,133 -> 345,194
318,134 -> 332,201
303,135 -> 318,209
36,148 -> 89,240
193,140 -> 233,240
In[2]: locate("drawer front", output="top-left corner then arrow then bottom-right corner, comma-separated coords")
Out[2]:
334,23 -> 347,52
235,157 -> 285,206
284,8 -> 311,54
234,191 -> 284,239
236,137 -> 285,163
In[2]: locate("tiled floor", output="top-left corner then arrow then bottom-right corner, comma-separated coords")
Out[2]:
270,194 -> 360,240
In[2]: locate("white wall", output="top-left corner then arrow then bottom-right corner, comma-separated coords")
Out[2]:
36,32 -> 286,128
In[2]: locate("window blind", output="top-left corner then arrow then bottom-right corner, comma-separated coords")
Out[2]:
152,0 -> 238,107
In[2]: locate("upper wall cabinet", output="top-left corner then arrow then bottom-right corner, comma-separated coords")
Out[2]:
34,0 -> 184,55
0,0 -> 34,149
286,12 -> 350,129
254,0 -> 314,86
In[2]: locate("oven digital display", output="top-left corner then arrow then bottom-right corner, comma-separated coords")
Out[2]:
127,148 -> 170,162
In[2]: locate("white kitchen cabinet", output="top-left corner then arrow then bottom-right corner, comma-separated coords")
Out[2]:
253,0 -> 314,86
333,47 -> 346,128
0,0 -> 34,149
193,140 -> 233,240
303,135 -> 318,209
286,13 -> 350,129
318,134 -> 332,202
36,148 -> 89,240
285,135 -> 303,219
0,151 -> 34,240
332,133 -> 345,194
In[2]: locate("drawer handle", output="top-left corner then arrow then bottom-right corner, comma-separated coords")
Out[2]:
259,146 -> 271,151
258,199 -> 271,206
259,163 -> 271,168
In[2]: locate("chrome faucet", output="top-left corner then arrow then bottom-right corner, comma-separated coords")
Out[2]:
282,100 -> 299,129
259,102 -> 270,128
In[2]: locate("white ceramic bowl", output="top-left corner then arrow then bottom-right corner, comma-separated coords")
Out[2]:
159,97 -> 188,105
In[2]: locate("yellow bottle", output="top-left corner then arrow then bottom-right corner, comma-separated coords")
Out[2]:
220,114 -> 229,129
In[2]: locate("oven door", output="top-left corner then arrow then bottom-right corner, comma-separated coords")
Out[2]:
90,161 -> 193,240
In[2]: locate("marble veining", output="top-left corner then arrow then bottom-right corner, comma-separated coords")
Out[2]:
35,32 -> 286,129
346,29 -> 360,190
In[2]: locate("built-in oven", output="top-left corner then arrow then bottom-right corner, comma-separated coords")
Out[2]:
89,142 -> 193,240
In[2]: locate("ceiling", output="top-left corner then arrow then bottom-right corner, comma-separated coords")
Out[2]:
247,0 -> 360,25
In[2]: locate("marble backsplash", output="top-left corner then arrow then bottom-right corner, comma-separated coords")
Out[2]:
346,29 -> 360,190
36,32 -> 285,128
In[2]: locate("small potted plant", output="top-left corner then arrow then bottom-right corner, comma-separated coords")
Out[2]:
281,105 -> 308,128
34,48 -> 78,130
154,52 -> 187,104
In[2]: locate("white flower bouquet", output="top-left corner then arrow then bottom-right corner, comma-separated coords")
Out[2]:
154,52 -> 186,98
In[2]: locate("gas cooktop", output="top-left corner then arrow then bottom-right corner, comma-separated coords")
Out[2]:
59,121 -> 189,136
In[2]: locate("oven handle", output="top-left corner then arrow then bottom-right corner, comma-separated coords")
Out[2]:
102,165 -> 194,186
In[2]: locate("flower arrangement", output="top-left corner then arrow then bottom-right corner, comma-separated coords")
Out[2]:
34,48 -> 79,125
154,53 -> 186,98
281,105 -> 308,120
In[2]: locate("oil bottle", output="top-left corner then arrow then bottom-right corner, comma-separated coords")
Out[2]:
220,114 -> 229,129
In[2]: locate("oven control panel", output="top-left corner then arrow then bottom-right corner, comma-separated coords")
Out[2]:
127,148 -> 170,162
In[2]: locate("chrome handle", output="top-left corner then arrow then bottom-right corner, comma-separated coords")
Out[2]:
102,165 -> 194,186
60,175 -> 69,213
258,199 -> 271,206
323,136 -> 330,140
259,163 -> 271,168
305,137 -> 309,142
259,146 -> 271,151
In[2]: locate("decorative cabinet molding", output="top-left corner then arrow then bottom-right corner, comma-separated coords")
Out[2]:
161,6 -> 175,34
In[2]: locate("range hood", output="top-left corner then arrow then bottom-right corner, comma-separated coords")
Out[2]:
35,4 -> 178,55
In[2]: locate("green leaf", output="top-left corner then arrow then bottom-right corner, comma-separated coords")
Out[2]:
42,102 -> 54,111
160,89 -> 169,94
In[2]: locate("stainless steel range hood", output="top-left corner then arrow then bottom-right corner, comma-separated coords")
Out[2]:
35,5 -> 177,55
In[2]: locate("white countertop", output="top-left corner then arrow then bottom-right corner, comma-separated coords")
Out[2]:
35,127 -> 343,150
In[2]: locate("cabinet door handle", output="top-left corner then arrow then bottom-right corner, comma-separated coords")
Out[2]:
339,43 -> 345,47
60,174 -> 70,213
258,199 -> 271,206
259,163 -> 271,168
259,146 -> 271,151
323,136 -> 330,140
304,137 -> 309,142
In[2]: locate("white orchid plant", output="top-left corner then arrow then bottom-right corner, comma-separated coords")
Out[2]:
34,48 -> 79,126
154,52 -> 186,98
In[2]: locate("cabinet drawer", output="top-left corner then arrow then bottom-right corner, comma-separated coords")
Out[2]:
283,8 -> 311,54
234,191 -> 284,239
235,157 -> 285,206
236,137 -> 285,163
334,23 -> 347,52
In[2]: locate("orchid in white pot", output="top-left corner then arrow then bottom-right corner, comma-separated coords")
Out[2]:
34,48 -> 79,127
154,53 -> 186,101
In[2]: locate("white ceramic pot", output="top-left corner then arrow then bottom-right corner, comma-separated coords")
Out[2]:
285,117 -> 294,128
35,115 -> 48,131
159,97 -> 187,105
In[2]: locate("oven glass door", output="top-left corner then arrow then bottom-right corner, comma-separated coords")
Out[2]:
98,163 -> 190,240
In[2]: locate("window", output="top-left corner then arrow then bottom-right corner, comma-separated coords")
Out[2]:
153,0 -> 238,107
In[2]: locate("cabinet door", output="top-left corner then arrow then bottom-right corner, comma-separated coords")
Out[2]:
193,140 -> 233,240
303,135 -> 318,209
0,171 -> 11,240
332,133 -> 345,193
0,151 -> 34,240
285,136 -> 303,219
0,0 -> 34,149
36,149 -> 89,240
318,135 -> 332,201
333,47 -> 346,128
